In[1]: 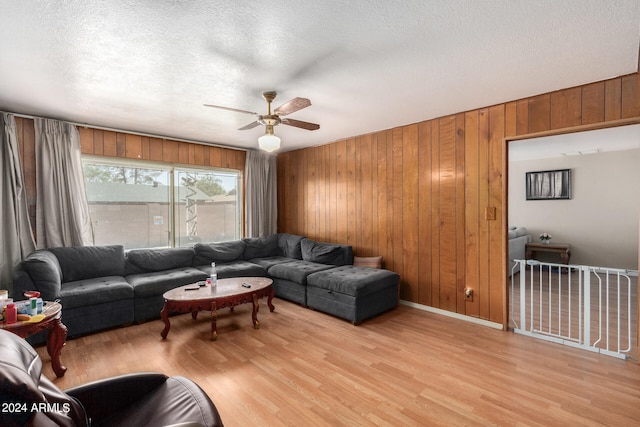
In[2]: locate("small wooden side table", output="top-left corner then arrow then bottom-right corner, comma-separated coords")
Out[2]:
0,301 -> 67,377
525,242 -> 571,265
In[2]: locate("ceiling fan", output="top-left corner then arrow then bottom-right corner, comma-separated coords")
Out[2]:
204,91 -> 320,152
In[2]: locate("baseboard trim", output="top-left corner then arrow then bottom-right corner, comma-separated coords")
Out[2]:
399,300 -> 504,330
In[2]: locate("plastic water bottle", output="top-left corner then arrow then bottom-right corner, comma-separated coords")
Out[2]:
210,262 -> 217,287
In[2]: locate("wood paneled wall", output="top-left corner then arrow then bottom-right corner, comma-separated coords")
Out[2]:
77,127 -> 246,169
15,118 -> 246,243
276,73 -> 640,325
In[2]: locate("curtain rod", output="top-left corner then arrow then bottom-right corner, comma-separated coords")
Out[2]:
2,110 -> 248,153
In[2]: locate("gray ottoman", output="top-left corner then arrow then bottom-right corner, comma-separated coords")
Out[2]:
306,265 -> 400,324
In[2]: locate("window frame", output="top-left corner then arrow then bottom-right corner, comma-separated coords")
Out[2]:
82,155 -> 243,249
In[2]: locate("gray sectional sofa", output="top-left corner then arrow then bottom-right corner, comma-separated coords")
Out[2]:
508,226 -> 532,276
12,233 -> 400,339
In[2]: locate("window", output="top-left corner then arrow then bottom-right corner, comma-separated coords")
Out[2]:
82,158 -> 242,249
174,168 -> 241,246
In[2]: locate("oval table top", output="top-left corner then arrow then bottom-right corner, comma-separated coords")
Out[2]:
163,277 -> 273,302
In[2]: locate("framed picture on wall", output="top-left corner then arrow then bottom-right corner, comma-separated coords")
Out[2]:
525,169 -> 571,200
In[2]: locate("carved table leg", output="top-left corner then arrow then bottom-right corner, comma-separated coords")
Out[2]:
267,287 -> 275,312
160,302 -> 171,339
211,301 -> 218,341
252,293 -> 260,329
560,250 -> 572,273
525,248 -> 534,260
47,318 -> 68,378
192,309 -> 198,320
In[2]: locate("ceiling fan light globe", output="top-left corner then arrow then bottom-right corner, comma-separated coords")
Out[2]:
258,134 -> 281,152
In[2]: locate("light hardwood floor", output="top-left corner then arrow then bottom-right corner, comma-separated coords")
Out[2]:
36,299 -> 640,426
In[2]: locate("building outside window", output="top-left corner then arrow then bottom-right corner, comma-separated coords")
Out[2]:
82,157 -> 242,249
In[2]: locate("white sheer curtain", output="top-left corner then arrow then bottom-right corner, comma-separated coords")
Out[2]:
245,150 -> 277,237
34,118 -> 94,248
0,113 -> 36,288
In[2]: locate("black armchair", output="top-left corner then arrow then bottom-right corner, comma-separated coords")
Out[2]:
0,329 -> 223,426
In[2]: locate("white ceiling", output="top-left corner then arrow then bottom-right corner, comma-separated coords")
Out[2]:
1,1 -> 639,153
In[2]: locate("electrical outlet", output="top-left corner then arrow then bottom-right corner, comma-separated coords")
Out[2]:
484,207 -> 496,220
465,288 -> 473,301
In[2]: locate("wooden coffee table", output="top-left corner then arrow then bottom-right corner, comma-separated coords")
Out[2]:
525,242 -> 571,264
0,301 -> 67,377
160,277 -> 274,341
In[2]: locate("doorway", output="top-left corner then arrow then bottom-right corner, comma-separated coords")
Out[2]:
506,124 -> 640,359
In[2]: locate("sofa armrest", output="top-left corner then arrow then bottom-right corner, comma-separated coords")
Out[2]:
65,372 -> 169,422
508,234 -> 532,276
11,264 -> 36,299
13,251 -> 62,301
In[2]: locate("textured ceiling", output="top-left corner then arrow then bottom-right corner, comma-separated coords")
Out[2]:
1,1 -> 639,152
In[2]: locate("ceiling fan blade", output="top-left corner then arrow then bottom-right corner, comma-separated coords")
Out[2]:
281,118 -> 320,131
238,121 -> 261,130
203,104 -> 258,116
274,97 -> 311,116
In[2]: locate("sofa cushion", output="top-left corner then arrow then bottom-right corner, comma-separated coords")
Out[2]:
242,235 -> 279,259
126,248 -> 194,273
193,241 -> 246,265
278,233 -> 305,259
307,265 -> 400,297
49,245 -> 125,282
249,256 -> 296,270
268,260 -> 335,285
127,267 -> 207,298
60,276 -> 133,310
21,250 -> 63,300
301,239 -> 350,266
195,261 -> 266,279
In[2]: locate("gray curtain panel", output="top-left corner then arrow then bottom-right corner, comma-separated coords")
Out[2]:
34,118 -> 94,248
0,113 -> 36,291
245,150 -> 277,237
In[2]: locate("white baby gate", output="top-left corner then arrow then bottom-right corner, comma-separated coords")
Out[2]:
510,259 -> 638,359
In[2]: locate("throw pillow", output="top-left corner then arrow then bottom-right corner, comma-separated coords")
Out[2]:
193,241 -> 246,265
278,233 -> 305,259
301,238 -> 346,266
49,245 -> 125,282
242,234 -> 279,259
127,247 -> 194,272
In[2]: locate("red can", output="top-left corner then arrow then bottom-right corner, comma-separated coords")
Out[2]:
5,303 -> 17,324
